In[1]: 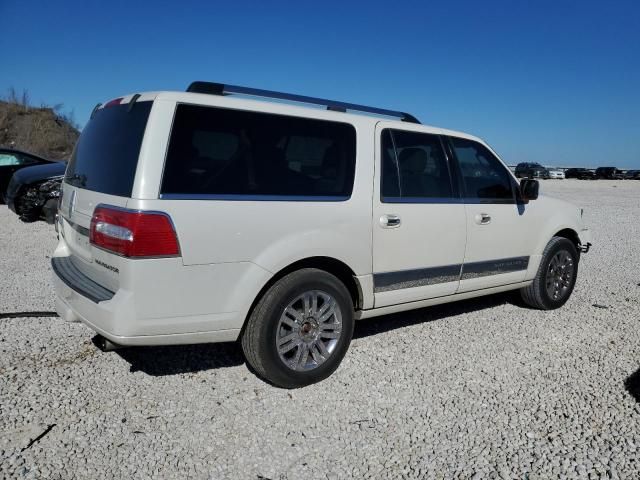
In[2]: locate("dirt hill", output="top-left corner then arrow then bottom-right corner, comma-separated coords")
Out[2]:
0,90 -> 80,160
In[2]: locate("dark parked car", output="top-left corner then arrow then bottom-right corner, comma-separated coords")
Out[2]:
623,169 -> 640,179
514,162 -> 550,179
595,167 -> 624,179
0,148 -> 56,203
564,168 -> 597,180
6,161 -> 66,223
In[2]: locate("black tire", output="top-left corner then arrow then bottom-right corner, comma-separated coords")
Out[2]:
520,236 -> 579,310
241,268 -> 354,388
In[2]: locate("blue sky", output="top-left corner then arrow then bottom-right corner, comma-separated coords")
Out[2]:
1,0 -> 639,168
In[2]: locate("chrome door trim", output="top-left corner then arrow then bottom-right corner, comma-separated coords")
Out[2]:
373,256 -> 530,293
460,256 -> 530,280
373,264 -> 462,293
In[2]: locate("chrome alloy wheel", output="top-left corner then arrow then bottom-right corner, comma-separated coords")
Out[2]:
545,250 -> 575,300
276,290 -> 343,372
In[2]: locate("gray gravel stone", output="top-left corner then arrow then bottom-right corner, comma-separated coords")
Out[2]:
1,180 -> 640,478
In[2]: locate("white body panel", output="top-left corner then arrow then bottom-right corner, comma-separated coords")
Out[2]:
371,122 -> 466,307
51,90 -> 591,346
129,109 -> 375,273
459,202 -> 534,292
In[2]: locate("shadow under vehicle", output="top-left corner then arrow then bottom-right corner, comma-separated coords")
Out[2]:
6,161 -> 66,223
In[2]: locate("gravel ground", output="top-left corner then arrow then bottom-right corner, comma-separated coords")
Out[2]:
1,179 -> 640,479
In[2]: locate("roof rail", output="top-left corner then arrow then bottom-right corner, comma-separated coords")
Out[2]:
186,81 -> 420,124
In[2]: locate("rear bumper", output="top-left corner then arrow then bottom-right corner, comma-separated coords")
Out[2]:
54,294 -> 240,346
51,255 -> 259,346
52,257 -> 115,303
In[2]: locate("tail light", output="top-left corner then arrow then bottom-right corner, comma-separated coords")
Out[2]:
90,205 -> 180,258
103,97 -> 123,108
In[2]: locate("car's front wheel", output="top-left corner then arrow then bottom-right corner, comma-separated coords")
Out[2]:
241,268 -> 354,388
520,236 -> 579,310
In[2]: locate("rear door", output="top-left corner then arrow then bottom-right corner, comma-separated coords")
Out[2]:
372,124 -> 466,307
59,99 -> 153,291
445,136 -> 536,292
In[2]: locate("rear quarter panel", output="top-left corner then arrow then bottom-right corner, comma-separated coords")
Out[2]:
127,98 -> 375,317
129,113 -> 373,274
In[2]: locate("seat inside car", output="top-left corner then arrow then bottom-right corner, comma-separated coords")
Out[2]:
399,147 -> 448,197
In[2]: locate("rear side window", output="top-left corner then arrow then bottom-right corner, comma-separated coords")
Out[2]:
161,104 -> 356,199
448,137 -> 514,202
381,129 -> 454,201
65,102 -> 152,197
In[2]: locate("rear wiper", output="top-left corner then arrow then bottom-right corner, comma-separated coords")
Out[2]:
128,94 -> 141,112
66,173 -> 87,187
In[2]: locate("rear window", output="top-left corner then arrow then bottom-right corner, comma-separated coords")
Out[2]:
65,101 -> 152,196
160,104 -> 356,199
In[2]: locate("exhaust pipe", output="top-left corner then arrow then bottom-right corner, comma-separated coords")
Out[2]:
92,335 -> 123,352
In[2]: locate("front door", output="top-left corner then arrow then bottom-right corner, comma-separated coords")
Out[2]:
372,124 -> 467,308
445,136 -> 536,292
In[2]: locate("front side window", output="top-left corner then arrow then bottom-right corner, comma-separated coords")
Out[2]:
161,105 -> 356,199
381,129 -> 454,201
448,137 -> 514,201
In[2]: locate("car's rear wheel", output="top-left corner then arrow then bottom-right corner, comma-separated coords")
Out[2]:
241,268 -> 354,388
520,236 -> 579,310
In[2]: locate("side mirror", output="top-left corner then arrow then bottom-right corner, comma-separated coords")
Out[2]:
520,179 -> 539,201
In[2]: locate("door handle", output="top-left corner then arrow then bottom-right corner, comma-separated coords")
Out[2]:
475,213 -> 491,225
380,214 -> 401,228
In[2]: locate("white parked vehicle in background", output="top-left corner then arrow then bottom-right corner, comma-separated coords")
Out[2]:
52,82 -> 592,388
549,169 -> 566,179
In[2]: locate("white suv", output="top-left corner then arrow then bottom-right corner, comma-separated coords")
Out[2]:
52,82 -> 592,388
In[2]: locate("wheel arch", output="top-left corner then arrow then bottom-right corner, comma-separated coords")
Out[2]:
552,228 -> 581,252
240,256 -> 363,333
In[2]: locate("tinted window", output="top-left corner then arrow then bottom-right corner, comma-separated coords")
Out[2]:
19,154 -> 40,165
449,137 -> 514,201
65,102 -> 152,196
381,129 -> 454,200
161,105 -> 356,199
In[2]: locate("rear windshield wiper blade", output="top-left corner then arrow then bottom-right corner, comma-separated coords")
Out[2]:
66,173 -> 87,187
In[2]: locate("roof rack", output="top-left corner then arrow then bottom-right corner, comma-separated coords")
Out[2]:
186,81 -> 420,124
